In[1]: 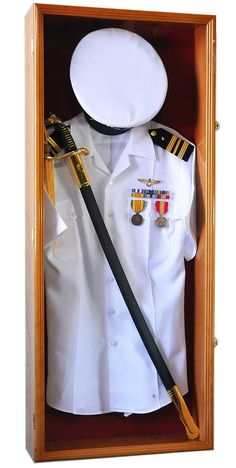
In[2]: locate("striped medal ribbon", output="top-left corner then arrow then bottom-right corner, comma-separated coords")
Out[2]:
155,199 -> 169,227
131,197 -> 147,225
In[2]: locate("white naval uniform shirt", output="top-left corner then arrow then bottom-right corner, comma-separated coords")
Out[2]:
44,113 -> 197,415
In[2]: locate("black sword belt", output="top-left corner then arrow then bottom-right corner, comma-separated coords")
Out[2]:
44,113 -> 200,439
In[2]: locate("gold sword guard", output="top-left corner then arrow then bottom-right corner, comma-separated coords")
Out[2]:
44,114 -> 90,189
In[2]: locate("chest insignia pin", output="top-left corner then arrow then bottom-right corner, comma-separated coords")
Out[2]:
138,178 -> 161,187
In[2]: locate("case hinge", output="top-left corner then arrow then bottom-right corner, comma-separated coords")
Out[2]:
214,337 -> 219,347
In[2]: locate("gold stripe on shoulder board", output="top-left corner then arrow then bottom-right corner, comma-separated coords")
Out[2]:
148,128 -> 194,162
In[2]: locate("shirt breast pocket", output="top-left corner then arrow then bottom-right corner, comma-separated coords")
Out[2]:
126,195 -> 179,260
53,197 -> 85,261
125,198 -> 151,258
149,218 -> 173,261
149,205 -> 183,262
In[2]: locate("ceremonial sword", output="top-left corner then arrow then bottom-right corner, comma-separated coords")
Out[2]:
44,113 -> 200,439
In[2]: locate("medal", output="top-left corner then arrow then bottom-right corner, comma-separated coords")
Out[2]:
131,213 -> 144,225
131,197 -> 147,225
156,216 -> 168,227
155,199 -> 169,227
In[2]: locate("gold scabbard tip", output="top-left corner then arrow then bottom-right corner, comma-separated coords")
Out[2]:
168,385 -> 200,440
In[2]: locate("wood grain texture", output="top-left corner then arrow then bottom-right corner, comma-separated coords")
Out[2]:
33,4 -> 46,459
25,4 -> 36,459
25,3 -> 216,462
35,3 -> 214,24
194,20 -> 216,448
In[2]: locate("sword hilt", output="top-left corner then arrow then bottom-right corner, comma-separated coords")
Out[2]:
45,113 -> 90,188
167,385 -> 200,439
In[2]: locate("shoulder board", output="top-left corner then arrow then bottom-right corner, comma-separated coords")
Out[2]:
148,128 -> 194,162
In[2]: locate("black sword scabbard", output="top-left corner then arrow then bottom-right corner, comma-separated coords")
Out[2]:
45,114 -> 200,440
81,183 -> 175,391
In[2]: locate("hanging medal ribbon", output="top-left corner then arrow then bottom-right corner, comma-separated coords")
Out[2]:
131,198 -> 147,225
155,199 -> 169,227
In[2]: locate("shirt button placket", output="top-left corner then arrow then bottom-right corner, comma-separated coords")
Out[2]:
105,178 -> 114,219
105,178 -> 113,405
104,177 -> 120,408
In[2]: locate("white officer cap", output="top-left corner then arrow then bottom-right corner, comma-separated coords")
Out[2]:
70,28 -> 168,128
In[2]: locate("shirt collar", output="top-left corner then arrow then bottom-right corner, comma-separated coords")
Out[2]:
70,113 -> 156,159
69,114 -> 156,180
128,124 -> 156,160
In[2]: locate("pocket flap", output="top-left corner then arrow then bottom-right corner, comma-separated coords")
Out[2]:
56,197 -> 83,221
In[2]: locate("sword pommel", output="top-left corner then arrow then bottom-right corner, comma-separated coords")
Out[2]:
167,385 -> 200,440
44,113 -> 62,127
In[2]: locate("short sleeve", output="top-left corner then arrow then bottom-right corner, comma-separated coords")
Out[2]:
44,189 -> 67,248
183,146 -> 197,261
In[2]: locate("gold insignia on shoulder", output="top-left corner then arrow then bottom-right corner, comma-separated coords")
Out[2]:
148,128 -> 194,162
138,178 -> 161,187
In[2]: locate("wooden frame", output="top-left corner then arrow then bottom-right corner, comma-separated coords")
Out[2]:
25,3 -> 216,462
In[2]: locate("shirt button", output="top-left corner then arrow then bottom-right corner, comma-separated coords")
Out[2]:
111,309 -> 117,315
109,276 -> 115,282
152,393 -> 156,399
110,340 -> 118,347
109,180 -> 113,185
108,211 -> 113,217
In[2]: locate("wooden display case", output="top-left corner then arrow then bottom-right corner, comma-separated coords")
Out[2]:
25,3 -> 216,462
